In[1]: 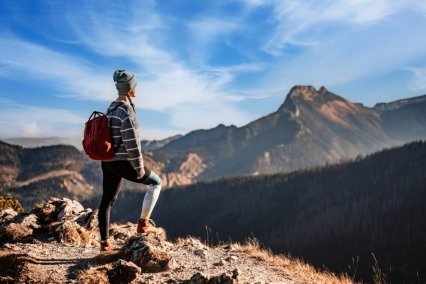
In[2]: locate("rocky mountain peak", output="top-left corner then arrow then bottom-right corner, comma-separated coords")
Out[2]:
289,85 -> 318,101
279,85 -> 330,113
318,86 -> 329,94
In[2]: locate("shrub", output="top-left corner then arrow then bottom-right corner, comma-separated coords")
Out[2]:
0,194 -> 24,213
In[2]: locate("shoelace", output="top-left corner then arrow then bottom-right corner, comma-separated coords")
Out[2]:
148,219 -> 156,227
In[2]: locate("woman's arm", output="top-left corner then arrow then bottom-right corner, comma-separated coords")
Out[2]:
120,115 -> 145,177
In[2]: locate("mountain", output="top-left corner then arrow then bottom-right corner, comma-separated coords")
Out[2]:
2,86 -> 426,208
2,136 -> 82,149
108,141 -> 426,283
141,134 -> 183,151
374,94 -> 426,141
148,86 -> 426,181
0,140 -> 200,209
0,141 -> 97,209
0,197 -> 351,283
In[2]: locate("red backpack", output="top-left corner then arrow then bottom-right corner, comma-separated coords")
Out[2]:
82,103 -> 122,160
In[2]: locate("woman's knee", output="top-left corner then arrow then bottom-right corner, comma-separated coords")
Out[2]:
145,171 -> 162,187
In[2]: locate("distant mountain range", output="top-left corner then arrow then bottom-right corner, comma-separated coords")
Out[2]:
1,85 -> 425,208
147,85 -> 426,183
108,140 -> 426,284
2,136 -> 81,149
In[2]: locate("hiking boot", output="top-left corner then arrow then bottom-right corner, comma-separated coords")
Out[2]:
100,238 -> 113,252
137,218 -> 163,234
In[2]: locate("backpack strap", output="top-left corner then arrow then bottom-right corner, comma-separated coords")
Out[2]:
125,94 -> 136,113
106,102 -> 124,115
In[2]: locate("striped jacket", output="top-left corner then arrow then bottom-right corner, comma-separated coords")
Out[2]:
104,100 -> 144,177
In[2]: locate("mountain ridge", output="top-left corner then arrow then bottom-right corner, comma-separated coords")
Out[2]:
150,85 -> 425,181
2,85 -> 426,210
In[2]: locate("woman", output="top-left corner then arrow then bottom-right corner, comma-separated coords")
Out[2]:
98,69 -> 163,251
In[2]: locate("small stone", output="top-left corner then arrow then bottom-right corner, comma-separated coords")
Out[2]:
213,260 -> 226,266
209,273 -> 234,284
107,259 -> 141,283
232,268 -> 240,279
56,198 -> 85,220
194,249 -> 208,259
119,234 -> 173,272
0,209 -> 18,222
189,272 -> 207,283
225,255 -> 238,262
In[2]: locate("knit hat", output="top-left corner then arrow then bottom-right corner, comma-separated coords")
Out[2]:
113,69 -> 138,96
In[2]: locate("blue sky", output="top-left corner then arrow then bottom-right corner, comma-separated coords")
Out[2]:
1,0 -> 426,146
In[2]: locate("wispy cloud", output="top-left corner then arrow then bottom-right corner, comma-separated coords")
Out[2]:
0,1 -> 261,138
254,0 -> 426,55
0,36 -> 115,101
58,1 -> 260,129
234,0 -> 426,101
0,100 -> 85,138
186,17 -> 240,64
407,67 -> 426,92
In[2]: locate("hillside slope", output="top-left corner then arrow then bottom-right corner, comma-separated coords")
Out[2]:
0,140 -> 202,209
0,141 -> 97,209
0,198 -> 350,284
109,141 -> 426,283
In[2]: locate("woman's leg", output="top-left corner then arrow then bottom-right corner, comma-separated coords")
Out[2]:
98,162 -> 123,241
102,161 -> 163,221
101,161 -> 163,233
140,170 -> 162,220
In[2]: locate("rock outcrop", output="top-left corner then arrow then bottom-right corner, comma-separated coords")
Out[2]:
0,197 -> 98,247
0,198 -> 352,284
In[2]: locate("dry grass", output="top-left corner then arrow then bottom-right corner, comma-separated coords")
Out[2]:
233,237 -> 353,284
2,223 -> 33,243
174,236 -> 354,284
57,220 -> 93,246
77,264 -> 110,284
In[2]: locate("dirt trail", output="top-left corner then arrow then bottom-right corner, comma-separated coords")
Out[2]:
12,170 -> 82,188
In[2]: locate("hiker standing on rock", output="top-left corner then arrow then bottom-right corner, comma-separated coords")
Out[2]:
98,69 -> 163,251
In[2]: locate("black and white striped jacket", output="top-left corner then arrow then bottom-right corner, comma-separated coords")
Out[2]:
105,100 -> 144,176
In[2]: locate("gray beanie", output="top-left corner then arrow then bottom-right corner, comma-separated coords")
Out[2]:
113,69 -> 138,95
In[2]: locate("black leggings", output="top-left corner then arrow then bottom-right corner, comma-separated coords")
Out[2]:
98,160 -> 155,240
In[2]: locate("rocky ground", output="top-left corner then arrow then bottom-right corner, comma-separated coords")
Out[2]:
0,198 -> 352,284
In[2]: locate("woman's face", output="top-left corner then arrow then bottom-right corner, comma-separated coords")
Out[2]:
129,89 -> 137,97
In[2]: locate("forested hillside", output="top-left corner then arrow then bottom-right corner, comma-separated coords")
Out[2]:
0,141 -> 97,209
107,141 -> 426,283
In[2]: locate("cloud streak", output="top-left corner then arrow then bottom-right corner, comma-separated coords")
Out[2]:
254,0 -> 426,55
0,0 -> 425,142
407,67 -> 426,92
58,1 -> 259,129
0,36 -> 114,101
0,100 -> 85,138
